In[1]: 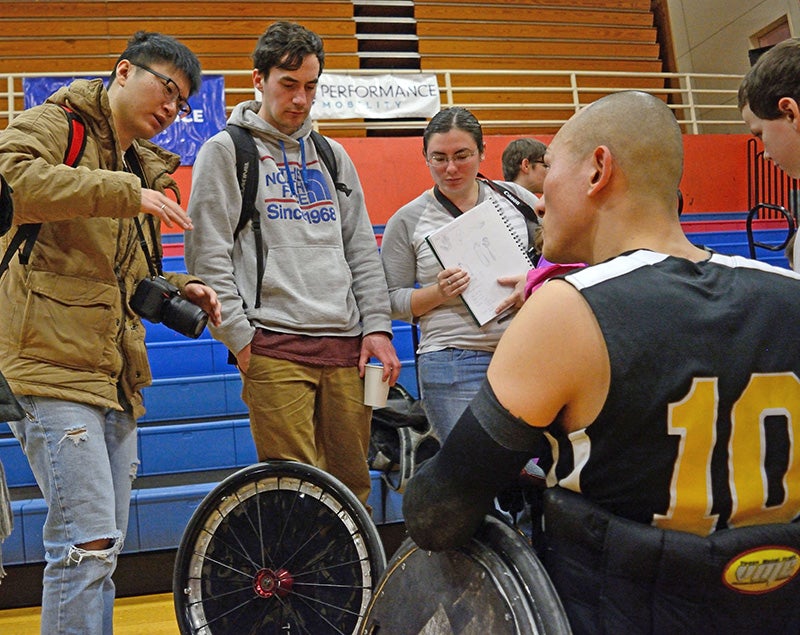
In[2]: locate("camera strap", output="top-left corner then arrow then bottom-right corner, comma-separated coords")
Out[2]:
133,217 -> 161,277
124,148 -> 163,278
477,174 -> 538,224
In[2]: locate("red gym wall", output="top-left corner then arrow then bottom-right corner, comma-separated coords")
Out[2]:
168,133 -> 752,233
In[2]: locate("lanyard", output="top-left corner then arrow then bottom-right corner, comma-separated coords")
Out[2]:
433,184 -> 470,219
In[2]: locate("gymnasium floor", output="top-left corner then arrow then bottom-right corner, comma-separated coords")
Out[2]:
0,593 -> 179,635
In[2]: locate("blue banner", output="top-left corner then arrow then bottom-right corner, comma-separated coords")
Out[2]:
23,75 -> 227,165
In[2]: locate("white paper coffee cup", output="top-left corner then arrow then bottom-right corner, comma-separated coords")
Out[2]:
363,363 -> 390,408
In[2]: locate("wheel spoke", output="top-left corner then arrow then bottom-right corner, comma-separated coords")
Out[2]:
197,524 -> 261,572
287,588 -> 366,634
186,581 -> 254,607
189,550 -> 254,579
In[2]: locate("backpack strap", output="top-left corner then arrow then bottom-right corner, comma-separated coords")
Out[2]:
0,105 -> 87,278
310,130 -> 351,197
225,123 -> 265,309
62,106 -> 87,167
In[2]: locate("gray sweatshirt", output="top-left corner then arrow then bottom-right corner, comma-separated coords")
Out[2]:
185,101 -> 393,358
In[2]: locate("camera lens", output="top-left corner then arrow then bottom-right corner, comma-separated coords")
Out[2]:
162,296 -> 209,339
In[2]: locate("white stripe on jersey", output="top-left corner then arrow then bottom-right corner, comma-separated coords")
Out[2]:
564,249 -> 800,292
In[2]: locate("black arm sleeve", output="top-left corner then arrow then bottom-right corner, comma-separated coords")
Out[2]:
402,379 -> 549,551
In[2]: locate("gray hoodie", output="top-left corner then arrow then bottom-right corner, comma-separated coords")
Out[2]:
185,101 -> 393,357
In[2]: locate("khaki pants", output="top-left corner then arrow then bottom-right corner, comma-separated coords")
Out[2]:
242,355 -> 373,506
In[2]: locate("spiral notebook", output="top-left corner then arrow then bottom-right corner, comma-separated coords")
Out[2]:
425,197 -> 533,326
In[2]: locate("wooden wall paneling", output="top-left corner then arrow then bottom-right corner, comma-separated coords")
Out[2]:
418,22 -> 657,43
419,39 -> 660,59
414,0 -> 652,10
0,1 -> 354,20
414,5 -> 655,27
0,0 -> 668,136
0,1 -> 358,74
99,20 -> 356,39
102,1 -> 355,20
421,57 -> 662,72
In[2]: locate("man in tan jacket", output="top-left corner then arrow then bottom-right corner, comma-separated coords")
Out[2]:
0,32 -> 220,633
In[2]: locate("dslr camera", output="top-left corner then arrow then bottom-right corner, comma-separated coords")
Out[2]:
130,276 -> 208,339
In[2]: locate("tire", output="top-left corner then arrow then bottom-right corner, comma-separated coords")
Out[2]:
360,515 -> 572,634
173,461 -> 386,634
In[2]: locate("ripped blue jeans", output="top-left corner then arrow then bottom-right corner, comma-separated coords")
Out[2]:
9,396 -> 138,635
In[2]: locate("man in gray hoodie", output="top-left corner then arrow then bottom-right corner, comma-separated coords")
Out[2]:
185,21 -> 400,507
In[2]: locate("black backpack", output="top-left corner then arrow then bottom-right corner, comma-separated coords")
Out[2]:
368,383 -> 440,494
225,124 -> 352,310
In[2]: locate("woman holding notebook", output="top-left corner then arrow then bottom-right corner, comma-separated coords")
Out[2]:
381,107 -> 538,441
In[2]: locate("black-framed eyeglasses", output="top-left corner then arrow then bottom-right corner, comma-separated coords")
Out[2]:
131,62 -> 192,118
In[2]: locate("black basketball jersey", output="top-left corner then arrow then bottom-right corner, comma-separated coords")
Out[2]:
544,249 -> 800,536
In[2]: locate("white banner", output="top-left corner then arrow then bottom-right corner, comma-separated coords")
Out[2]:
311,73 -> 440,120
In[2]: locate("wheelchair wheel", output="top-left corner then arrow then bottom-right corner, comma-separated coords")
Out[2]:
360,515 -> 572,634
173,461 -> 386,634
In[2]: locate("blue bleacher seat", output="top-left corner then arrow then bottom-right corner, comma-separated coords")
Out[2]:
138,419 -> 245,476
139,373 -> 246,423
1,231 -> 421,566
0,436 -> 34,488
134,483 -> 215,552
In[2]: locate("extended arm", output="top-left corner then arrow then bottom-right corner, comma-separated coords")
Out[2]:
403,280 -> 610,550
402,380 -> 548,551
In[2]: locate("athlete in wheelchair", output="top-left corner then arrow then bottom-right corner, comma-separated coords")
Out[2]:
173,58 -> 800,635
390,90 -> 800,634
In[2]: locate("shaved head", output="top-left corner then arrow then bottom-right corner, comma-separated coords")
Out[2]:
556,91 -> 683,205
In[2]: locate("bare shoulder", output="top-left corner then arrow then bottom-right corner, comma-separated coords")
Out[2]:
488,279 -> 610,430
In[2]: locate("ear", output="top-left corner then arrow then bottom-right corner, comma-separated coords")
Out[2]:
114,59 -> 132,87
252,69 -> 264,93
778,97 -> 800,128
587,145 -> 612,196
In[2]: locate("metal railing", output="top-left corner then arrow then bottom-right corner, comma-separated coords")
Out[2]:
0,68 -> 747,135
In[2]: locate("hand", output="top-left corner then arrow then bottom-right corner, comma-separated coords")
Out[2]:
437,267 -> 469,299
182,282 -> 222,327
495,273 -> 529,314
236,343 -> 252,373
141,188 -> 193,230
359,333 -> 401,385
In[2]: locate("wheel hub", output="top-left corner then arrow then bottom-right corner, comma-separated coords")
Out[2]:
253,568 -> 294,598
